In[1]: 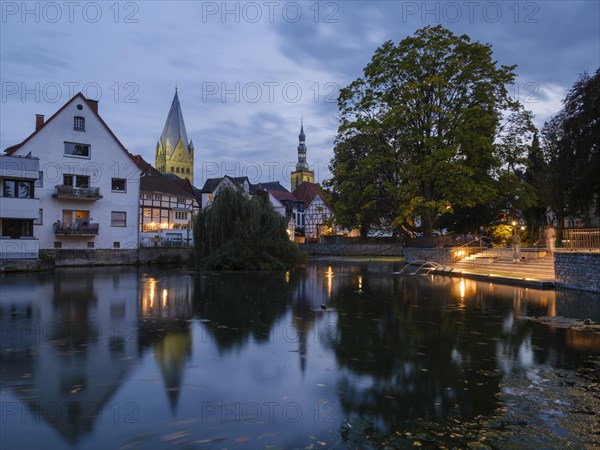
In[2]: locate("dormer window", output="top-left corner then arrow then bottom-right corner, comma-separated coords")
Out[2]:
74,116 -> 85,132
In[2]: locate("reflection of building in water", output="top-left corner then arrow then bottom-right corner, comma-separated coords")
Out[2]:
0,269 -> 140,444
290,264 -> 358,374
138,274 -> 193,413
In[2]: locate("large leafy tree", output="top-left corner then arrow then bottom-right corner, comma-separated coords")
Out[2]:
561,69 -> 600,220
494,110 -> 538,223
539,68 -> 600,233
328,25 -> 520,237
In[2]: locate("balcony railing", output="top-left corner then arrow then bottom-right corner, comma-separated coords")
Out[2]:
54,222 -> 99,236
53,185 -> 102,200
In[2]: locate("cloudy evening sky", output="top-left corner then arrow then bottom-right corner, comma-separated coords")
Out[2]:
1,0 -> 598,187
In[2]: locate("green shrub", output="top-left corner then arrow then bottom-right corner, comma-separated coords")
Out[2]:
491,224 -> 513,246
193,186 -> 306,270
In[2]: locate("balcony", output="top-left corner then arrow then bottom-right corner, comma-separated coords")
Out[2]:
0,197 -> 39,219
53,185 -> 102,201
54,222 -> 99,236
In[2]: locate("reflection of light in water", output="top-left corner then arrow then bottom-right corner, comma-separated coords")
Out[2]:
460,278 -> 465,299
143,278 -> 158,312
326,266 -> 334,298
162,289 -> 168,307
285,271 -> 290,284
358,275 -> 363,292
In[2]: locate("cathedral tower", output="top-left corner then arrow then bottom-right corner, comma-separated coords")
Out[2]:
291,120 -> 314,192
155,88 -> 194,183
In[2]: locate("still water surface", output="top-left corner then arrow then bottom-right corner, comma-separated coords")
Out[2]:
1,260 -> 599,449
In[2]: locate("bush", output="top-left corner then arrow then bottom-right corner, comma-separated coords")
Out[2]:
491,224 -> 513,246
193,186 -> 306,270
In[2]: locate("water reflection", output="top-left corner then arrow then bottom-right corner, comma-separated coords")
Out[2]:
0,262 -> 599,449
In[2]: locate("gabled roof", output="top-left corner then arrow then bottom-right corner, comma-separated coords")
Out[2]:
200,176 -> 250,194
4,92 -> 138,166
160,90 -> 190,157
255,181 -> 300,203
292,181 -> 327,208
133,154 -> 195,198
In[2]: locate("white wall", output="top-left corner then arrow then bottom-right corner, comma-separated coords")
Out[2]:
9,96 -> 141,250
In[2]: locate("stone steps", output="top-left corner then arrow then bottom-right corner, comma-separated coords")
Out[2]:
452,252 -> 555,280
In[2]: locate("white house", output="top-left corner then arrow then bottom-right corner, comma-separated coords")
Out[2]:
0,154 -> 40,259
4,93 -> 141,250
199,176 -> 252,209
292,181 -> 333,239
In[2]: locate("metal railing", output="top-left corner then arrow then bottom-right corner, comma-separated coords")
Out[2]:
450,239 -> 483,262
562,228 -> 600,250
53,185 -> 102,200
54,222 -> 99,235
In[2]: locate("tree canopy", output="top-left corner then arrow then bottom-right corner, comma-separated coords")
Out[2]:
327,25 -> 524,237
193,187 -> 305,270
539,68 -> 600,231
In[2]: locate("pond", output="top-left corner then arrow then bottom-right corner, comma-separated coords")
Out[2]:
1,260 -> 599,449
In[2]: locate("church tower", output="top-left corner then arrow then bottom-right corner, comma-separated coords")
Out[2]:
155,88 -> 194,183
291,120 -> 314,192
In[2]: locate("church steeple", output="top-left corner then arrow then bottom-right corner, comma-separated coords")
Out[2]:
296,119 -> 309,171
155,88 -> 194,183
291,119 -> 314,192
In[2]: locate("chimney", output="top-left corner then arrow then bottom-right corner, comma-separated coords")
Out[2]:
86,99 -> 98,114
35,114 -> 44,131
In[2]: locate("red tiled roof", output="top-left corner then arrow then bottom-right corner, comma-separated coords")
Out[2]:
4,92 -> 138,166
292,181 -> 324,208
134,154 -> 195,199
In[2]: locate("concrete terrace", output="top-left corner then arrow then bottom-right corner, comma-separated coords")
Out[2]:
434,247 -> 556,289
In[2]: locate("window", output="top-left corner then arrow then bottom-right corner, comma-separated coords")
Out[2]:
54,242 -> 62,249
62,210 -> 90,223
111,178 -> 127,192
143,208 -> 151,217
113,242 -> 120,249
152,209 -> 159,218
111,211 -> 126,227
186,168 -> 190,174
177,197 -> 185,204
64,142 -> 90,158
3,180 -> 34,198
74,116 -> 85,131
175,212 -> 188,220
145,194 -> 153,200
34,209 -> 43,225
1,219 -> 33,238
153,194 -> 160,200
87,242 -> 95,249
35,171 -> 43,188
63,174 -> 89,188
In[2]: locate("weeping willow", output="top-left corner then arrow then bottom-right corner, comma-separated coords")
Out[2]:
193,186 -> 306,270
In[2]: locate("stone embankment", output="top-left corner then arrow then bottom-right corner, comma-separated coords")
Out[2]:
555,251 -> 600,293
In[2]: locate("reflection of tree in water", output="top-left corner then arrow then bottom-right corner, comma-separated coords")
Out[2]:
327,271 -> 600,435
328,274 -> 506,433
192,271 -> 295,354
